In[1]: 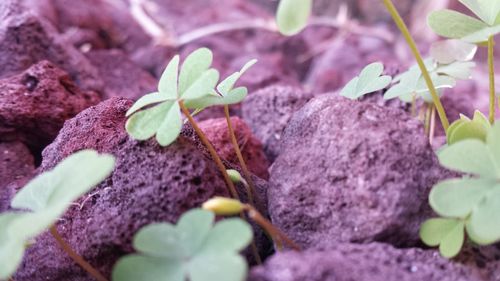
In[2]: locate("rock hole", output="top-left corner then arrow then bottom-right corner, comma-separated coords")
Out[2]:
22,75 -> 38,91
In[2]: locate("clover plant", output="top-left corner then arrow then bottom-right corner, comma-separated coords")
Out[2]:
446,110 -> 491,145
126,47 -> 255,146
420,123 -> 500,257
112,209 -> 252,281
340,62 -> 392,100
0,150 -> 115,279
429,0 -> 499,123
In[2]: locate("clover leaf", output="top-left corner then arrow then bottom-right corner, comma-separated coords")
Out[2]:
340,62 -> 392,100
0,150 -> 115,279
420,218 -> 465,258
430,40 -> 477,65
421,123 -> 500,256
428,1 -> 500,43
447,110 -> 491,145
276,0 -> 312,36
126,48 -> 256,147
112,209 -> 253,281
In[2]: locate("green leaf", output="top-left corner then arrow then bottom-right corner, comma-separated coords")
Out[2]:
126,92 -> 170,117
112,255 -> 184,281
125,101 -> 173,141
340,62 -> 392,100
178,48 -> 213,95
181,69 -> 219,100
438,139 -> 498,177
428,10 -> 488,41
430,40 -> 477,64
466,186 -> 500,244
156,102 -> 182,146
459,0 -> 500,26
112,209 -> 252,281
158,55 -> 180,99
12,150 -> 115,212
184,87 -> 248,109
487,123 -> 500,163
420,218 -> 465,258
429,178 -> 495,218
217,59 -> 257,95
189,253 -> 247,281
0,213 -> 27,279
447,110 -> 490,144
462,25 -> 500,43
198,219 -> 253,254
276,0 -> 312,36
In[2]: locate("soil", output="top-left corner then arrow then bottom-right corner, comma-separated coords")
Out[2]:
1,0 -> 498,281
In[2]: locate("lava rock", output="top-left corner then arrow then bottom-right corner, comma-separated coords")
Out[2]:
0,1 -> 103,91
33,0 -> 152,53
0,61 -> 100,153
198,117 -> 270,179
15,98 -> 269,280
86,49 -> 157,100
0,142 -> 35,190
249,243 -> 487,281
242,85 -> 313,162
268,95 -> 452,249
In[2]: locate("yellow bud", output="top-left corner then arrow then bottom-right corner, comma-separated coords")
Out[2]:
202,197 -> 244,215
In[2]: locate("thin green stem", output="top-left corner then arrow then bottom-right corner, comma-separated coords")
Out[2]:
50,226 -> 108,281
382,0 -> 449,131
179,101 -> 239,200
488,36 -> 496,124
429,105 -> 436,145
424,103 -> 431,136
223,105 -> 256,206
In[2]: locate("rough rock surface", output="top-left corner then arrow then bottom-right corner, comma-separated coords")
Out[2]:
0,1 -> 103,91
0,61 -> 100,153
249,243 -> 488,281
86,49 -> 157,100
268,95 -> 452,249
198,117 -> 270,179
15,98 -> 269,280
242,85 -> 313,161
0,142 -> 34,190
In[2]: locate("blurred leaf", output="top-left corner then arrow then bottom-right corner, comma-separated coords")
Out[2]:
276,0 -> 312,36
447,110 -> 490,144
341,62 -> 392,100
436,61 -> 476,80
430,40 -> 477,64
459,0 -> 500,25
112,209 -> 252,281
466,186 -> 500,244
438,139 -> 498,177
217,59 -> 257,95
428,10 -> 488,42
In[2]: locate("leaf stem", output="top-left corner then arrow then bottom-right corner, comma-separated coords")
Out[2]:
243,205 -> 301,251
179,101 -> 239,199
429,104 -> 436,145
223,106 -> 256,205
382,0 -> 449,131
50,226 -> 108,281
488,36 -> 496,124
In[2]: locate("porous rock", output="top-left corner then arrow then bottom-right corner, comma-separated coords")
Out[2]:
15,98 -> 269,280
0,142 -> 34,189
198,117 -> 270,179
242,85 -> 313,161
85,49 -> 157,100
0,1 -> 103,91
0,60 -> 100,153
249,243 -> 487,281
268,95 -> 452,249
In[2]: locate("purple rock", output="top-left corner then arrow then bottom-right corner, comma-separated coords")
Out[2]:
15,98 -> 269,280
249,243 -> 487,281
242,85 -> 313,162
85,49 -> 157,100
268,95 -> 452,249
0,1 -> 103,92
0,60 -> 100,153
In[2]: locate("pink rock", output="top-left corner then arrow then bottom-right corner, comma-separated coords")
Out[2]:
198,117 -> 270,179
0,61 -> 100,153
